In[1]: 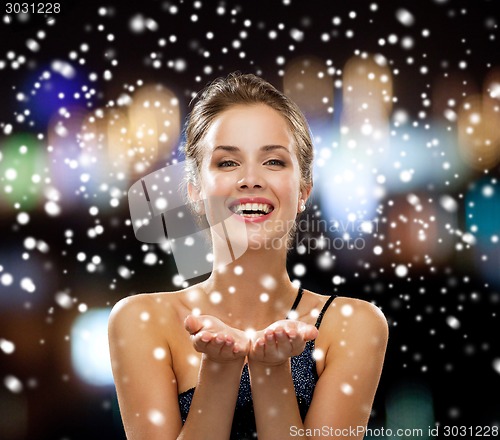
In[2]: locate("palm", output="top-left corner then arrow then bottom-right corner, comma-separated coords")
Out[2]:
184,314 -> 250,362
249,320 -> 318,366
185,315 -> 318,366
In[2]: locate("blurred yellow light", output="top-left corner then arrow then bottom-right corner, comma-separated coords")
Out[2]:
457,94 -> 500,171
128,84 -> 181,174
283,55 -> 334,123
342,53 -> 393,124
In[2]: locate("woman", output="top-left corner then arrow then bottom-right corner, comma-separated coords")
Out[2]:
108,72 -> 388,439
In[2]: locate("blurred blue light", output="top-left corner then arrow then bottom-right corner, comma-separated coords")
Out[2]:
315,143 -> 380,227
20,61 -> 89,127
71,308 -> 114,387
378,124 -> 469,193
465,177 -> 500,288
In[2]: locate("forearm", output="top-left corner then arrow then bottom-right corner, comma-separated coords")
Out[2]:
178,355 -> 244,440
248,360 -> 306,440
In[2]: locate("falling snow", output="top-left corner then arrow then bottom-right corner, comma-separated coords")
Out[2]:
0,338 -> 15,354
0,1 -> 498,436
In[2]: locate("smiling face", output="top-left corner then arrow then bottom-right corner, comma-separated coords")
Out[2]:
188,103 -> 310,250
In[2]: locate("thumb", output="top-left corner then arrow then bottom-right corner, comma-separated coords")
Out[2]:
301,324 -> 319,341
184,314 -> 203,335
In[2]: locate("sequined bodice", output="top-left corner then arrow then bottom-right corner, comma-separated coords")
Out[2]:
177,290 -> 336,440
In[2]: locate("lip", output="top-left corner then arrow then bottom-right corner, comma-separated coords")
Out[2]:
228,197 -> 275,223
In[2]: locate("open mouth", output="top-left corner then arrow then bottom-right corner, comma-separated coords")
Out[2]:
229,202 -> 274,218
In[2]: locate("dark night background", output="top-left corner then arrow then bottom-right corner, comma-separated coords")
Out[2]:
0,0 -> 499,439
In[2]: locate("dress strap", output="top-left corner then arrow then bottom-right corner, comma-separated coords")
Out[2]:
286,287 -> 304,318
315,295 -> 337,329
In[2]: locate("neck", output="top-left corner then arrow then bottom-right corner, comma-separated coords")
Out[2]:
199,243 -> 299,329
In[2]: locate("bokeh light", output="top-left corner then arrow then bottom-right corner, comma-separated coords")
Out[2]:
0,1 -> 499,438
465,176 -> 500,288
70,308 -> 114,387
0,133 -> 46,211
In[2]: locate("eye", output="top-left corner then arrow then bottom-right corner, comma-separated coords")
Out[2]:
264,159 -> 286,167
217,160 -> 239,168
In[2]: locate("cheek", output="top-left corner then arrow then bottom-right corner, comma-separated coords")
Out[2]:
273,178 -> 300,210
200,172 -> 232,196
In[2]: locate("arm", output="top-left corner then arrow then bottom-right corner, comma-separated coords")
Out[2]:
247,321 -> 319,440
304,298 -> 389,439
108,297 -> 249,440
108,295 -> 183,440
246,298 -> 388,440
179,315 -> 249,440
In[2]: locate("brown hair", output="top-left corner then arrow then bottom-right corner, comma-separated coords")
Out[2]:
182,72 -> 313,193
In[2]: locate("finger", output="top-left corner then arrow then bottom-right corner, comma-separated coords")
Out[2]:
264,330 -> 275,345
261,331 -> 277,358
219,337 -> 236,357
253,337 -> 266,356
194,333 -> 226,356
233,342 -> 243,354
184,314 -> 203,335
300,324 -> 319,341
278,328 -> 296,357
262,329 -> 283,358
223,336 -> 246,355
211,335 -> 244,359
214,334 -> 226,347
285,327 -> 298,339
234,337 -> 250,355
289,335 -> 307,355
274,326 -> 289,345
199,330 -> 214,343
191,332 -> 212,353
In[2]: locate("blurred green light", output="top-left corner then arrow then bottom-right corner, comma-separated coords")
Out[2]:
384,380 -> 434,440
0,134 -> 46,211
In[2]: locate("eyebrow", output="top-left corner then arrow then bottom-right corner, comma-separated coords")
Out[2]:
212,145 -> 291,154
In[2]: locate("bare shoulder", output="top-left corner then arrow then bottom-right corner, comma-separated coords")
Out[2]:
109,292 -> 169,325
109,292 -> 156,321
108,290 -> 188,345
109,284 -> 205,333
316,295 -> 388,348
334,296 -> 387,328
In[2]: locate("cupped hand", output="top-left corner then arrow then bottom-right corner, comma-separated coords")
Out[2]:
184,314 -> 250,363
249,320 -> 318,366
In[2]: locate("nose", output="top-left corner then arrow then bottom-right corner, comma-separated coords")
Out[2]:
237,165 -> 265,190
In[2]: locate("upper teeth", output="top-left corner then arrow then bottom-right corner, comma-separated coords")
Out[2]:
231,203 -> 273,214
